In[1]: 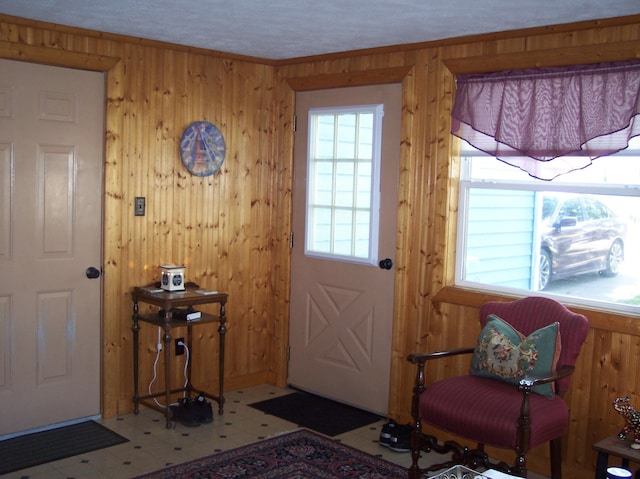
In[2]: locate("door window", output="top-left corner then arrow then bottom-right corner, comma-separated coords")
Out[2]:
305,105 -> 383,265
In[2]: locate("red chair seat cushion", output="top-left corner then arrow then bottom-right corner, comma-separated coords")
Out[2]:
419,375 -> 569,449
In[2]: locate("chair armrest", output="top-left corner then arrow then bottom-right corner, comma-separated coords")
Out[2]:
407,347 -> 475,364
408,347 -> 475,424
518,365 -> 575,392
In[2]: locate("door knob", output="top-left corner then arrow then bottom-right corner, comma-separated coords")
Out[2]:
85,266 -> 101,279
379,258 -> 393,270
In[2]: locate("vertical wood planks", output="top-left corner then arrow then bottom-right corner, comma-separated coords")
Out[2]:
2,13 -> 640,478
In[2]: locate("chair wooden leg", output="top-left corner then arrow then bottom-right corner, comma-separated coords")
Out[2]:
550,438 -> 562,479
408,427 -> 422,479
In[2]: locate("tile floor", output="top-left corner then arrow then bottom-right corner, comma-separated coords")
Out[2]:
1,384 -> 547,479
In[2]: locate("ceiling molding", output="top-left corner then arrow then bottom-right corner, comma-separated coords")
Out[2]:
0,39 -> 119,71
443,40 -> 640,74
0,13 -> 276,66
286,67 -> 412,91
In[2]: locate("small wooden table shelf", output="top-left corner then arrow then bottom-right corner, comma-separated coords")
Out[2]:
593,435 -> 640,479
131,286 -> 228,428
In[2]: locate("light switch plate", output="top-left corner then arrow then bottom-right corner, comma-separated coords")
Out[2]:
135,197 -> 145,216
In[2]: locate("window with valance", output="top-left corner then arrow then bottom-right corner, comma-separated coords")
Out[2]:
453,60 -> 640,313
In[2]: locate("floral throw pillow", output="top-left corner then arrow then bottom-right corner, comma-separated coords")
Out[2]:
469,314 -> 561,398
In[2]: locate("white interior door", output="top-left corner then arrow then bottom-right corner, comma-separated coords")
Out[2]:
288,83 -> 401,415
0,59 -> 104,436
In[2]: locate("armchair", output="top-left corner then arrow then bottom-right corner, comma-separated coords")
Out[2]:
407,296 -> 589,479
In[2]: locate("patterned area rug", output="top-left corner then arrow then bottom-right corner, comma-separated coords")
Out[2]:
134,429 -> 406,479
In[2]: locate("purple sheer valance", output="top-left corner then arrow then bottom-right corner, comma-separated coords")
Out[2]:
451,60 -> 640,180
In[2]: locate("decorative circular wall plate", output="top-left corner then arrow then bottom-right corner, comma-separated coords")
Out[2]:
179,121 -> 226,177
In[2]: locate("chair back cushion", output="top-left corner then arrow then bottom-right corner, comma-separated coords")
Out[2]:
479,297 -> 589,394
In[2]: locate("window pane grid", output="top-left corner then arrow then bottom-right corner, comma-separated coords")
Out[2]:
306,108 -> 380,262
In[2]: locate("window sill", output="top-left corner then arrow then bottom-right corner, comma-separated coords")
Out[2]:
434,285 -> 640,336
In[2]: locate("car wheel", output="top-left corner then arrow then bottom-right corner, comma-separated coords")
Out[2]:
539,250 -> 552,290
602,240 -> 623,276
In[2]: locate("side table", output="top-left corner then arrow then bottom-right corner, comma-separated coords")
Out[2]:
131,286 -> 228,428
593,435 -> 640,479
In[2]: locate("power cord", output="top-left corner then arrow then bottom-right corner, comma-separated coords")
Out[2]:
179,340 -> 190,396
147,329 -> 190,408
149,327 -> 164,408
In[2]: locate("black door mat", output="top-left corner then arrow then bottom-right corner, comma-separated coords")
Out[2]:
0,420 -> 129,475
248,390 -> 383,437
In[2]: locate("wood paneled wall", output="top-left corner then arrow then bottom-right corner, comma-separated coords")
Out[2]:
0,16 -> 284,416
1,12 -> 639,478
272,19 -> 640,478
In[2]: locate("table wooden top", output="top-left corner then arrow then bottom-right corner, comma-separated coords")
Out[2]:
593,435 -> 640,462
132,286 -> 228,308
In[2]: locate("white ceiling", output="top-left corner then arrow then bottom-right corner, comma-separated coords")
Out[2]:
1,0 -> 639,60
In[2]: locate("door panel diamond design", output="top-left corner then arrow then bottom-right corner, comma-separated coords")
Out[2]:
319,284 -> 360,314
348,309 -> 373,361
304,282 -> 372,372
323,340 -> 358,370
306,294 -> 330,345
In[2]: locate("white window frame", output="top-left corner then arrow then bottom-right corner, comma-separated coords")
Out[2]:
304,104 -> 384,266
456,139 -> 640,315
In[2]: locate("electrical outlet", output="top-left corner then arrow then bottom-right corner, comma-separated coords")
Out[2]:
175,338 -> 185,355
